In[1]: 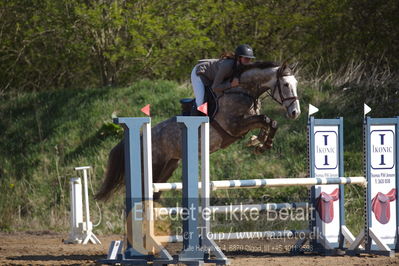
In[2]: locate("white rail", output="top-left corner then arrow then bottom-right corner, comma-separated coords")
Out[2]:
153,176 -> 367,192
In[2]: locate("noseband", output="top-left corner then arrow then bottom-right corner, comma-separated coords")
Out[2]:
267,72 -> 298,108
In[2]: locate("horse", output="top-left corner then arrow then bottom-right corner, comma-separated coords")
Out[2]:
95,61 -> 301,201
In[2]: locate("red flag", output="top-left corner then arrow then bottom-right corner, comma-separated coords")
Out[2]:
141,104 -> 150,116
197,102 -> 208,115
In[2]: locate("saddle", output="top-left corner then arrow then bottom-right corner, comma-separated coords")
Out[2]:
179,86 -> 242,148
179,86 -> 219,121
315,188 -> 339,223
371,189 -> 396,224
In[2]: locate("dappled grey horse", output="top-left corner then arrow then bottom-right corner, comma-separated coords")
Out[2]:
96,62 -> 301,201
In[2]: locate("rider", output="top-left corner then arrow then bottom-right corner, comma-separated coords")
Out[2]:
191,44 -> 256,109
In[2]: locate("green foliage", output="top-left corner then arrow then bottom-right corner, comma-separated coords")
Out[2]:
1,0 -> 398,94
0,0 -> 397,235
98,122 -> 123,139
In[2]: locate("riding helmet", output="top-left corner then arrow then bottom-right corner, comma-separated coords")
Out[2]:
235,44 -> 255,59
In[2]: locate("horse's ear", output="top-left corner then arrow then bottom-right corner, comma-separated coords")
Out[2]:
281,60 -> 289,70
279,60 -> 292,76
278,60 -> 288,76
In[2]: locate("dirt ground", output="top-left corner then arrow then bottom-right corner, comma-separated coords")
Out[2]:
0,232 -> 398,265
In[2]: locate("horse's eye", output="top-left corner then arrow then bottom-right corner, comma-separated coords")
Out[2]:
284,83 -> 289,87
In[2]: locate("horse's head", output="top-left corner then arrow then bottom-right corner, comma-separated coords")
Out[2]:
238,61 -> 301,120
270,62 -> 301,119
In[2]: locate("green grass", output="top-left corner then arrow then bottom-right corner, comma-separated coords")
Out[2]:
0,79 -> 190,232
0,78 -> 371,236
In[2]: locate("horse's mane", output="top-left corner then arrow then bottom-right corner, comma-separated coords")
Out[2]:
235,61 -> 280,77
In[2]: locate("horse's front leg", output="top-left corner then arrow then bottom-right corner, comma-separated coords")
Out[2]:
259,119 -> 277,151
238,115 -> 278,153
247,126 -> 268,147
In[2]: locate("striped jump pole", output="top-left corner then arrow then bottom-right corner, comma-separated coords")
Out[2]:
153,177 -> 366,192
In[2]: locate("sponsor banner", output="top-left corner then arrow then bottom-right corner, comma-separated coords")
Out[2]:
313,125 -> 341,247
368,124 -> 397,249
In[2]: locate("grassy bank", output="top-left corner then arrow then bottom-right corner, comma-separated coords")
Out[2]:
2,74 -> 395,235
0,80 -> 189,233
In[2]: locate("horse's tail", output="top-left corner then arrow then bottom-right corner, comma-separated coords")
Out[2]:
95,140 -> 125,201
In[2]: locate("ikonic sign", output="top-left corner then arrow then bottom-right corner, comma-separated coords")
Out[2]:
314,130 -> 338,172
370,129 -> 395,171
368,124 -> 397,249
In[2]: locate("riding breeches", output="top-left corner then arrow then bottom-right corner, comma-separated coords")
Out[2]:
191,64 -> 205,107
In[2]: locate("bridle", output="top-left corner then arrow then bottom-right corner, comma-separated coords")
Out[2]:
266,71 -> 298,109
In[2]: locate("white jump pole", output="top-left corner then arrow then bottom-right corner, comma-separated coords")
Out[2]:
73,166 -> 101,244
153,176 -> 367,192
142,120 -> 173,260
199,120 -> 229,262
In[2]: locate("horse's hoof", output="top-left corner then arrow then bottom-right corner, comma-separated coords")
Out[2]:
253,141 -> 273,154
254,145 -> 266,154
246,135 -> 261,147
264,140 -> 273,149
